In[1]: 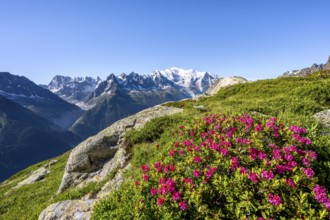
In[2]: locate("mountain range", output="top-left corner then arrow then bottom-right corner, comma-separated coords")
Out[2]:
282,56 -> 330,77
46,67 -> 216,139
0,95 -> 80,180
0,68 -> 216,180
0,72 -> 82,129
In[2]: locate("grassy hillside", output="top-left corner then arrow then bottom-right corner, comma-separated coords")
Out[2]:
93,71 -> 330,219
1,71 -> 330,219
0,152 -> 69,220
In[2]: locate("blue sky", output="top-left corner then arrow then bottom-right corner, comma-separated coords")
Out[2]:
0,0 -> 330,84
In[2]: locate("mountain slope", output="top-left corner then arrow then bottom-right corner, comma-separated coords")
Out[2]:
70,87 -> 187,139
47,75 -> 101,110
0,72 -> 83,129
0,95 -> 80,181
1,71 -> 330,220
69,69 -> 215,139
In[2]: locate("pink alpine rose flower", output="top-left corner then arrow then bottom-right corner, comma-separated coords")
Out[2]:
194,156 -> 202,163
193,169 -> 201,177
172,191 -> 181,201
179,201 -> 187,210
303,168 -> 314,178
268,193 -> 282,206
157,197 -> 165,206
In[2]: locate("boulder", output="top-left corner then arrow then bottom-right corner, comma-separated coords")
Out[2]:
38,105 -> 183,220
325,56 -> 330,70
38,200 -> 94,220
96,163 -> 131,199
13,167 -> 49,189
313,109 -> 330,129
58,105 -> 183,193
205,76 -> 248,96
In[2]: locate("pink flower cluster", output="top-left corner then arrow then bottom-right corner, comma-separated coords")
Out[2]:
261,170 -> 274,180
248,172 -> 259,184
268,193 -> 282,206
134,113 -> 329,216
288,125 -> 307,134
313,185 -> 330,211
302,168 -> 314,179
249,147 -> 267,160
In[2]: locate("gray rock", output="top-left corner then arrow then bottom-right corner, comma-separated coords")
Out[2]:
96,163 -> 131,199
325,56 -> 330,70
205,76 -> 248,96
13,167 -> 49,189
43,159 -> 58,168
313,109 -> 330,129
282,55 -> 330,77
39,105 -> 183,220
38,200 -> 95,220
58,105 -> 183,193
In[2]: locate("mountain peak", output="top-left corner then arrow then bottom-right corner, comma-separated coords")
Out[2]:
47,75 -> 101,109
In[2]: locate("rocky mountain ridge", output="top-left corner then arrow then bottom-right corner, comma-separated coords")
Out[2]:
282,56 -> 330,77
48,76 -> 101,110
59,68 -> 218,139
0,72 -> 83,129
47,67 -> 217,110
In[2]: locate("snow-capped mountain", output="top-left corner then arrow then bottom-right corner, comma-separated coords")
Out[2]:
86,67 -> 216,103
47,75 -> 101,109
66,68 -> 217,139
152,67 -> 216,95
0,72 -> 83,129
48,68 -> 217,111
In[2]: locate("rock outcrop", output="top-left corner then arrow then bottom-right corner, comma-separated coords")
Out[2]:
313,109 -> 330,129
39,105 -> 183,220
13,167 -> 50,189
205,76 -> 248,96
38,200 -> 94,220
325,56 -> 330,70
58,105 -> 183,193
282,55 -> 330,77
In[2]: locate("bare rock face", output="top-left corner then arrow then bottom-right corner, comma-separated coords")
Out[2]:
205,76 -> 248,96
282,55 -> 330,77
58,105 -> 183,193
38,200 -> 95,220
13,167 -> 50,189
96,163 -> 131,199
38,105 -> 183,220
325,56 -> 330,70
313,109 -> 330,129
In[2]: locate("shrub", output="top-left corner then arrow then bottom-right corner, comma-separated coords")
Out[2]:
130,114 -> 330,219
125,115 -> 184,145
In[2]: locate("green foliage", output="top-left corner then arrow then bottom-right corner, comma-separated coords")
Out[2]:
95,114 -> 330,219
92,182 -> 139,220
125,114 -> 185,145
208,75 -> 330,117
53,167 -> 119,202
93,75 -> 330,219
2,74 -> 330,219
0,152 -> 69,220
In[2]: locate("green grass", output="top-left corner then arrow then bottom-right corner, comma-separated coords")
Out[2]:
2,72 -> 330,219
0,150 -> 119,220
93,72 -> 330,219
0,152 -> 69,220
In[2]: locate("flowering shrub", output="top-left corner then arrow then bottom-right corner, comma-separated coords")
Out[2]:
133,114 -> 330,219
